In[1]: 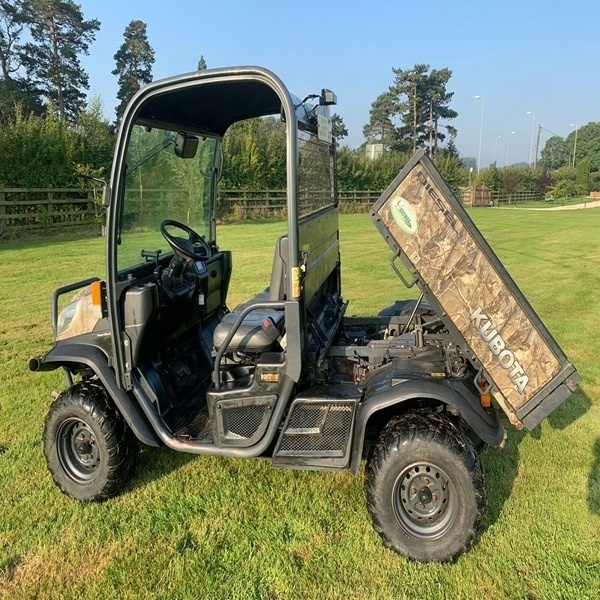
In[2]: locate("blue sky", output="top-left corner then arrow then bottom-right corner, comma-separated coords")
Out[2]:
79,0 -> 599,168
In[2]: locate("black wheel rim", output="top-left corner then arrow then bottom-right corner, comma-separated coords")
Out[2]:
56,418 -> 100,484
393,461 -> 457,540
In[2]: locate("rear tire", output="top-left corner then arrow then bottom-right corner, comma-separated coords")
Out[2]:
44,381 -> 138,501
366,410 -> 486,563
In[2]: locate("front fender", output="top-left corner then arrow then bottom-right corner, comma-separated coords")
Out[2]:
30,343 -> 161,447
349,370 -> 505,473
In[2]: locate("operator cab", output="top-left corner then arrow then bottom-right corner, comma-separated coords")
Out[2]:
105,67 -> 339,445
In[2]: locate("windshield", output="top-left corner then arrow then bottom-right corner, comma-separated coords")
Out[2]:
117,124 -> 219,271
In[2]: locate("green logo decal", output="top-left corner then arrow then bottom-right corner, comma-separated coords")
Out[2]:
391,197 -> 418,235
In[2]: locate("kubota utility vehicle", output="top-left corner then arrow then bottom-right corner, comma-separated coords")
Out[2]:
30,67 -> 580,563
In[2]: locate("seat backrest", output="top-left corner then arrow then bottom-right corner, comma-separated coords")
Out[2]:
269,234 -> 289,301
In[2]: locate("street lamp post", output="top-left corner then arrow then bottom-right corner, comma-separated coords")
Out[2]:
475,95 -> 484,173
527,111 -> 535,166
506,131 -> 515,167
493,135 -> 501,164
570,123 -> 578,168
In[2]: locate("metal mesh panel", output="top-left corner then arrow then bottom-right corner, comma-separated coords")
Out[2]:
298,131 -> 336,218
286,404 -> 327,429
225,405 -> 267,439
278,402 -> 353,456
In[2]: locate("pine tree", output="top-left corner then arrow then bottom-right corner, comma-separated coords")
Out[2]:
331,113 -> 348,141
0,0 -> 26,80
426,67 -> 458,155
391,64 -> 457,155
443,138 -> 459,158
112,20 -> 155,124
20,0 -> 100,121
391,64 -> 429,152
362,91 -> 398,150
0,0 -> 44,121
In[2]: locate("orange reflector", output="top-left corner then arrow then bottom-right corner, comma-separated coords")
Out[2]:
91,281 -> 103,307
480,392 -> 492,408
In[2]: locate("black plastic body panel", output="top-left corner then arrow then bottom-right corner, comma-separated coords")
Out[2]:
349,362 -> 505,474
34,343 -> 161,447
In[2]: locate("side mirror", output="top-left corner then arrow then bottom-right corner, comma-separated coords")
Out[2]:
102,184 -> 111,207
75,173 -> 111,207
174,132 -> 199,158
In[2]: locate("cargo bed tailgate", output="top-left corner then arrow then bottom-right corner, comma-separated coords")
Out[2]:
371,151 -> 580,430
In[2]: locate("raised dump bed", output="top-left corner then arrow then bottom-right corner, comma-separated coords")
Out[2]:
371,150 -> 580,430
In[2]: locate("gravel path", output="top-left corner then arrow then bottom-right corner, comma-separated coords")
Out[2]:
498,199 -> 600,211
543,199 -> 600,210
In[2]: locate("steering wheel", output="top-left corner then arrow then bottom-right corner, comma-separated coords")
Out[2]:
160,220 -> 212,260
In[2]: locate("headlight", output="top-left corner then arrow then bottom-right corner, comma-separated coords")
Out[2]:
56,300 -> 79,337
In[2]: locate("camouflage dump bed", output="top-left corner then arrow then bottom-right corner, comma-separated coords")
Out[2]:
371,151 -> 580,430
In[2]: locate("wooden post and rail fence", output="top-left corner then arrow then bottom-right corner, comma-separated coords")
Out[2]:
0,186 -> 575,238
0,188 -> 383,237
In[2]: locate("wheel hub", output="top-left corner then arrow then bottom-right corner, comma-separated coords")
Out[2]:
418,487 -> 433,505
56,418 -> 101,483
393,462 -> 457,540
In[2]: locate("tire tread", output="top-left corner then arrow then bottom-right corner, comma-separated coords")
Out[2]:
44,381 -> 137,502
365,410 -> 486,562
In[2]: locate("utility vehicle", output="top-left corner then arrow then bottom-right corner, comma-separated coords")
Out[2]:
30,66 -> 580,563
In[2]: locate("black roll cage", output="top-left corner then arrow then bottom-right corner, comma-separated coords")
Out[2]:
107,66 -> 313,390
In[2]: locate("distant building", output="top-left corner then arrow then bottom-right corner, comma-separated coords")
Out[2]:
366,143 -> 384,161
462,183 -> 492,207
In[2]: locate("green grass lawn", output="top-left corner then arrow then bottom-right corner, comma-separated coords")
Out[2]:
1,210 -> 599,599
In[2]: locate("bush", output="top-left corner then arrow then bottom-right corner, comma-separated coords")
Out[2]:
0,100 -> 115,188
549,179 -> 587,199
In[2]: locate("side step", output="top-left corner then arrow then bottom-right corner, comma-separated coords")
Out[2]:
273,383 -> 360,470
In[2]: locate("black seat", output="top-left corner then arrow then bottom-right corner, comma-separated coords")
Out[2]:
212,300 -> 284,352
213,234 -> 288,353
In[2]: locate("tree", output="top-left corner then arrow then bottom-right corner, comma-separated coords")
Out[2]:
20,0 -> 100,121
0,0 -> 45,120
337,146 -> 410,190
434,153 -> 468,194
197,55 -> 207,71
74,96 -> 114,178
390,64 -> 458,155
425,67 -> 458,155
536,170 -> 554,195
549,166 -> 586,199
474,163 -> 502,191
221,116 -> 286,190
0,0 -> 26,80
539,135 -> 570,170
0,77 -> 44,121
391,63 -> 428,152
443,138 -> 459,158
576,157 -> 591,193
331,113 -> 348,141
112,20 -> 155,123
362,91 -> 398,150
0,106 -> 76,186
566,122 -> 600,172
501,168 -> 523,203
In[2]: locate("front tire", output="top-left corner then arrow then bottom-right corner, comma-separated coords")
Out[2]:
44,381 -> 138,501
366,411 -> 486,563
